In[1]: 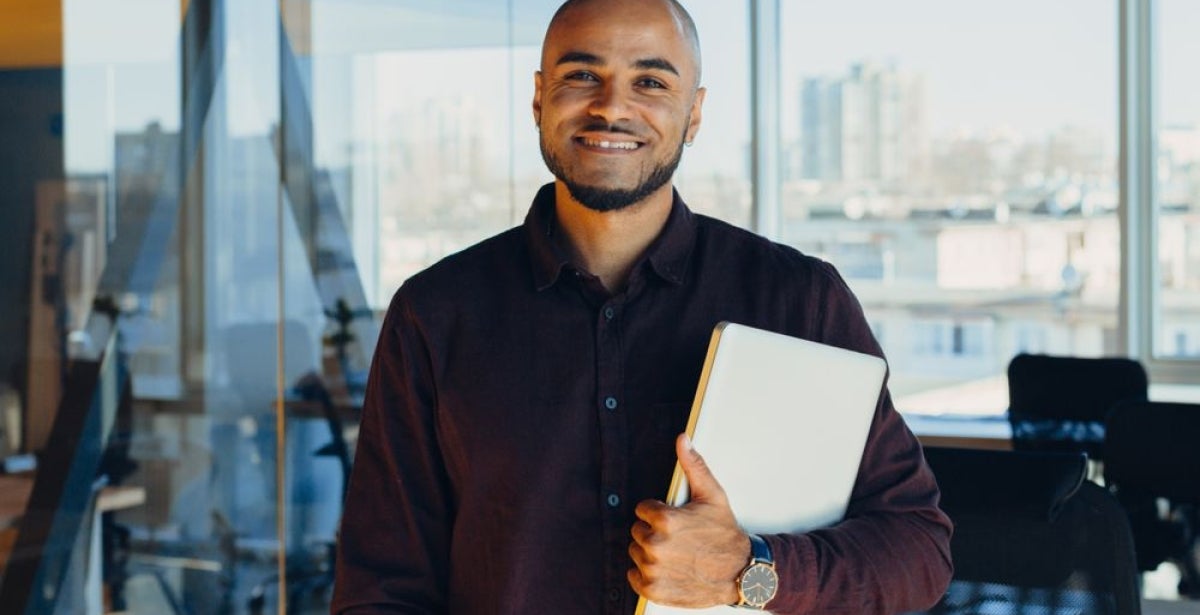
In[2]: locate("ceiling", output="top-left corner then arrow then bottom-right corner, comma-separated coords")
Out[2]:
0,1 -> 63,69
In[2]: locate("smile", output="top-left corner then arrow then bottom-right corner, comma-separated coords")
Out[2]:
577,137 -> 642,151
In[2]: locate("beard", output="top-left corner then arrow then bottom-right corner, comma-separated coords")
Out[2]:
539,124 -> 687,213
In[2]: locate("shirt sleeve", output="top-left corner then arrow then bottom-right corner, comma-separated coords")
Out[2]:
332,289 -> 453,614
763,262 -> 954,615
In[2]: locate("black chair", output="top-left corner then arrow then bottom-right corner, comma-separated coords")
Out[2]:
1104,400 -> 1200,598
1006,353 -> 1148,460
916,447 -> 1142,615
247,370 -> 357,614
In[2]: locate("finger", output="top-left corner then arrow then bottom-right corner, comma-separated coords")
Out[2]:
634,498 -> 670,523
628,538 -> 652,568
627,567 -> 648,597
675,433 -> 727,504
630,519 -> 653,545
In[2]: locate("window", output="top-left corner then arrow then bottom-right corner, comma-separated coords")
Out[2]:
1154,0 -> 1200,360
780,0 -> 1119,412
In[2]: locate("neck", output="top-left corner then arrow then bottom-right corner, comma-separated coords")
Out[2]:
553,182 -> 674,293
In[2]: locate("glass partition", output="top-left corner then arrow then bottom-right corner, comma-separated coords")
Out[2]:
0,1 -> 752,612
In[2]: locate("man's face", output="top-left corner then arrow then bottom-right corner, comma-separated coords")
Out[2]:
534,0 -> 705,212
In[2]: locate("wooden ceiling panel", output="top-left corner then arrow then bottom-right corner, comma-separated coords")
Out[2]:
0,1 -> 63,69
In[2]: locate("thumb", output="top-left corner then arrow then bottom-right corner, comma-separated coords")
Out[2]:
676,433 -> 727,505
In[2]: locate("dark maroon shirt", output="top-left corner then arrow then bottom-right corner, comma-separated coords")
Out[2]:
333,184 -> 952,614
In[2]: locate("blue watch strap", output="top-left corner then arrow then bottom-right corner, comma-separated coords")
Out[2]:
748,533 -> 773,564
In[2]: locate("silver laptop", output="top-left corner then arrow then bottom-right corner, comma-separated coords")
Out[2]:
637,322 -> 888,615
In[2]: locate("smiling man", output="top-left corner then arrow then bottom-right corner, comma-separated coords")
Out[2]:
332,1 -> 952,614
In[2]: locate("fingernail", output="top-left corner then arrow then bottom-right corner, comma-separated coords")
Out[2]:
683,434 -> 694,451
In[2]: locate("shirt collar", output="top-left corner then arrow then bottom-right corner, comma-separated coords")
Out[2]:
524,182 -> 697,291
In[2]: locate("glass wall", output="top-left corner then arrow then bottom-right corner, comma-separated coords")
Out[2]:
0,1 -> 749,612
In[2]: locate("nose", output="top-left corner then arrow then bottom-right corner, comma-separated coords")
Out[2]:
587,82 -> 633,125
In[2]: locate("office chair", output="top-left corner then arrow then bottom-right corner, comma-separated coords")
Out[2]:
1104,400 -> 1200,598
247,368 -> 357,614
917,447 -> 1141,615
1006,353 -> 1147,460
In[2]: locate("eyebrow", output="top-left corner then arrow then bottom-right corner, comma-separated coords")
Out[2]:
555,51 -> 680,77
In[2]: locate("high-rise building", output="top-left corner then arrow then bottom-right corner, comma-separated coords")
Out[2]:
800,62 -> 929,190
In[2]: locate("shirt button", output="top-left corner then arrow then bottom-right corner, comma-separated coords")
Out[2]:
607,493 -> 620,507
604,396 -> 618,410
603,306 -> 615,320
608,588 -> 621,602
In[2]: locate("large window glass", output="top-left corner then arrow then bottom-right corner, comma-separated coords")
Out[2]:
673,2 -> 752,228
1155,0 -> 1200,360
305,0 -> 750,309
780,0 -> 1119,414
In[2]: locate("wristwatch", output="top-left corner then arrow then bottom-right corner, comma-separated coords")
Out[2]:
734,534 -> 778,609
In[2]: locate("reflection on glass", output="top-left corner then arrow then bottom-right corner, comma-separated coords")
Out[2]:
781,0 -> 1118,413
1155,0 -> 1200,360
57,1 -> 298,612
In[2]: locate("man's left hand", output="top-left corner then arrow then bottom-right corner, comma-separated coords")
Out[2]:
627,433 -> 749,607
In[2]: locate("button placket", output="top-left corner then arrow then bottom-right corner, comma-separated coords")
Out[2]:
595,294 -> 628,614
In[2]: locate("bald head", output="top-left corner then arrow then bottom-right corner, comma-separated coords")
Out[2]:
543,0 -> 702,88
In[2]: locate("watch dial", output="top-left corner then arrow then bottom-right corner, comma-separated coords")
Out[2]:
740,563 -> 778,607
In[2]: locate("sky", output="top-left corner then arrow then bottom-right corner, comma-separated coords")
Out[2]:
779,0 -> 1117,139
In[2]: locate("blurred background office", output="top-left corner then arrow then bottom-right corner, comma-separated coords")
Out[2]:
0,0 -> 1196,613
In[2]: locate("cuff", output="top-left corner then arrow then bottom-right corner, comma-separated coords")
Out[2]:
760,532 -> 817,615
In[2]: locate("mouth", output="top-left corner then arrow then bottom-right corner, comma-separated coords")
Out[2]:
575,134 -> 644,152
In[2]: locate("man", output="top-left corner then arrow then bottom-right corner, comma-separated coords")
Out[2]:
332,0 -> 952,613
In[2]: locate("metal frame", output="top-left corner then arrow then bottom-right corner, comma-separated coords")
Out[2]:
749,0 -> 781,240
1121,0 -> 1200,382
1120,0 -> 1152,363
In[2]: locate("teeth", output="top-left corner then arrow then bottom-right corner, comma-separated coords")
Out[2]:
582,139 -> 639,150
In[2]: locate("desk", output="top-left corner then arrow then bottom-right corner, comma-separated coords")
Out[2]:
282,395 -> 361,422
0,475 -> 146,527
899,378 -> 1200,451
906,414 -> 1013,451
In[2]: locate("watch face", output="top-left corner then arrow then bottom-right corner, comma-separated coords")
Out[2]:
738,562 -> 778,607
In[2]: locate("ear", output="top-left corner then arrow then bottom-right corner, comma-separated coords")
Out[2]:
532,71 -> 544,127
685,86 -> 706,144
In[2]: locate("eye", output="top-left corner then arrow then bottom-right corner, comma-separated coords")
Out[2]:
636,77 -> 667,89
565,71 -> 599,83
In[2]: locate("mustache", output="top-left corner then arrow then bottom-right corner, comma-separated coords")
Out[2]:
574,121 -> 645,138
